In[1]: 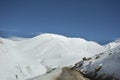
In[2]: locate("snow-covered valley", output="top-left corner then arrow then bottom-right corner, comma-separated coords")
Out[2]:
0,33 -> 120,80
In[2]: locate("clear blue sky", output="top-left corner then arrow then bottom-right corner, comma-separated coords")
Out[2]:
0,0 -> 120,44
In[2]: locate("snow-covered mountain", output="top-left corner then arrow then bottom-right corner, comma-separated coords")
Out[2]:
15,33 -> 106,67
104,39 -> 120,49
0,33 -> 119,80
74,46 -> 120,80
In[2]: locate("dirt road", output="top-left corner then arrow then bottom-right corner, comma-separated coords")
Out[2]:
27,67 -> 89,80
56,67 -> 89,80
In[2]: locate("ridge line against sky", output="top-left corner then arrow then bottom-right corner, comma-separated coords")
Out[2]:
0,0 -> 120,44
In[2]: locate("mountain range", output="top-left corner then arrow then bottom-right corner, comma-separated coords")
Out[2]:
0,33 -> 120,80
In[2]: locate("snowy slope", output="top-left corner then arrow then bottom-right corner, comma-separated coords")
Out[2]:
75,46 -> 120,80
15,33 -> 106,67
104,39 -> 120,49
0,38 -> 46,80
0,33 -> 119,80
27,68 -> 62,80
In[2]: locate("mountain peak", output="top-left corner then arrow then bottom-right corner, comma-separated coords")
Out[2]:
33,33 -> 68,41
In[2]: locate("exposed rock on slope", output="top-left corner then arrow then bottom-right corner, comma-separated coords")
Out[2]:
73,46 -> 120,80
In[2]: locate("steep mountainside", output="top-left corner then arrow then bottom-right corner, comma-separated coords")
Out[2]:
74,46 -> 120,80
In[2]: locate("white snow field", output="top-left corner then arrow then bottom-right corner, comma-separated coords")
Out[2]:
0,33 -> 119,80
27,68 -> 62,80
